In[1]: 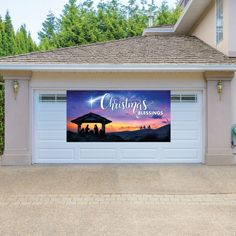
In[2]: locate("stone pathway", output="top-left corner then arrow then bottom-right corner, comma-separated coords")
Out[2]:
1,193 -> 236,206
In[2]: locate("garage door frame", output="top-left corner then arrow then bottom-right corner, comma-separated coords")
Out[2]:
32,88 -> 205,164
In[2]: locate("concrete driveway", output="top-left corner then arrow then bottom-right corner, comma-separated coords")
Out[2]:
0,164 -> 236,235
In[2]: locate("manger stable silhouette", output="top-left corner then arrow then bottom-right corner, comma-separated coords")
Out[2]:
71,112 -> 112,135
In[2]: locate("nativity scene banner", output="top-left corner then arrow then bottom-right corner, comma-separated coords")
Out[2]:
67,90 -> 171,142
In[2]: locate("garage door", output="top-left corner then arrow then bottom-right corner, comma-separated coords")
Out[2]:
33,91 -> 203,163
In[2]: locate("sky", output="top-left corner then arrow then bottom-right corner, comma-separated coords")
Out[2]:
67,90 -> 171,133
0,0 -> 177,44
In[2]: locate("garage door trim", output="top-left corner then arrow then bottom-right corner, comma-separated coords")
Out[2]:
32,89 -> 204,164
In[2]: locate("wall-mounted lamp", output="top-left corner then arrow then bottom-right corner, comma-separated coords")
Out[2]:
217,80 -> 223,100
13,80 -> 19,100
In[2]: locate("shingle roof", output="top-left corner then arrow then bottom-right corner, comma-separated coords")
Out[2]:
0,35 -> 235,65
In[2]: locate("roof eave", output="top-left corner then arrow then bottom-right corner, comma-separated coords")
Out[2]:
174,0 -> 212,34
0,64 -> 235,73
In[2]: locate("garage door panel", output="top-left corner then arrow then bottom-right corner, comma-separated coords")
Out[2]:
38,131 -> 66,140
160,159 -> 200,163
163,149 -> 198,159
37,142 -> 75,149
38,148 -> 74,160
37,122 -> 66,130
80,149 -> 116,159
38,103 -> 66,112
39,112 -> 65,121
162,140 -> 200,148
34,91 -> 203,164
121,149 -> 157,159
76,143 -> 159,148
171,106 -> 199,112
172,111 -> 198,121
171,130 -> 199,140
172,121 -> 200,130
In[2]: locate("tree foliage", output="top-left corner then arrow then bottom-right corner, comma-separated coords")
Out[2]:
15,25 -> 37,54
0,0 -> 182,56
0,12 -> 37,57
39,0 -> 182,50
155,1 -> 182,25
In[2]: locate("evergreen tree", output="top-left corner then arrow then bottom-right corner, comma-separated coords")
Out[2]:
57,0 -> 84,47
27,32 -> 37,52
53,0 -> 181,48
168,4 -> 182,24
155,1 -> 170,25
38,11 -> 58,43
15,25 -> 28,54
126,0 -> 148,37
16,25 -> 37,54
156,1 -> 182,25
0,0 -> 182,57
4,11 -> 17,55
0,16 -> 6,56
77,0 -> 99,43
39,37 -> 54,51
0,12 -> 37,57
97,1 -> 127,41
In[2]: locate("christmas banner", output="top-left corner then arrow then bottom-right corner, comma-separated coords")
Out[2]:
67,90 -> 171,142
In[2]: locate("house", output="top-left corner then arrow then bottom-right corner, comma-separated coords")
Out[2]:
0,0 -> 236,165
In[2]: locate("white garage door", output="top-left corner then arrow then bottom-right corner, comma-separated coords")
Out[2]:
33,91 -> 203,164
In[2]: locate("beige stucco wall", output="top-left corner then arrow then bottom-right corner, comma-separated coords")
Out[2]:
191,0 -> 236,57
191,1 -> 218,50
1,75 -> 32,165
232,74 -> 236,124
232,74 -> 236,155
30,72 -> 206,89
204,72 -> 234,164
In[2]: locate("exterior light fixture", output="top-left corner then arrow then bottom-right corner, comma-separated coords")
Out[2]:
217,80 -> 223,100
13,80 -> 19,100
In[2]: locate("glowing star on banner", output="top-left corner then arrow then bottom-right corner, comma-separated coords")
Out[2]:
87,96 -> 103,109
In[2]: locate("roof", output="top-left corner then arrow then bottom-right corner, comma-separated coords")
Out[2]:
0,35 -> 235,66
71,112 -> 112,125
